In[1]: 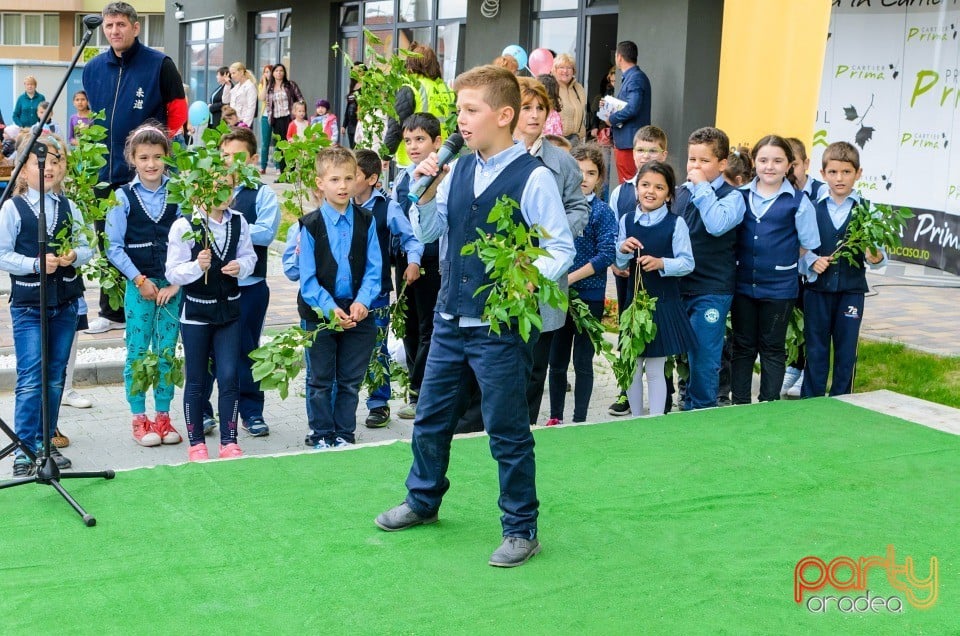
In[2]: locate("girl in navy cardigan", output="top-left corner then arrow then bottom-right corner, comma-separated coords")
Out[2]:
546,143 -> 617,425
731,135 -> 820,404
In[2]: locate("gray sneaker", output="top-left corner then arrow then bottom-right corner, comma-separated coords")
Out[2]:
374,502 -> 438,532
488,536 -> 541,567
397,402 -> 417,420
48,446 -> 72,470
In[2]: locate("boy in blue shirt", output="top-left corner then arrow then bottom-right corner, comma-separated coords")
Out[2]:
352,149 -> 423,427
299,146 -> 381,449
375,65 -> 575,568
801,141 -> 885,397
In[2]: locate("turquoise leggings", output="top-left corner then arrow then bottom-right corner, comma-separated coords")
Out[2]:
123,278 -> 182,414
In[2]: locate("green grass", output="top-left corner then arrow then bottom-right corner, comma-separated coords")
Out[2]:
856,340 -> 960,407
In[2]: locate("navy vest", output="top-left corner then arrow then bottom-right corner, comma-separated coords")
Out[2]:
122,184 -> 178,279
9,195 -> 85,307
369,196 -> 393,294
437,152 -> 540,318
82,38 -> 168,186
616,181 -> 636,220
736,188 -> 805,299
182,214 -> 242,325
623,212 -> 682,307
395,171 -> 412,217
804,197 -> 869,294
232,186 -> 268,279
673,180 -> 737,296
296,206 -> 373,322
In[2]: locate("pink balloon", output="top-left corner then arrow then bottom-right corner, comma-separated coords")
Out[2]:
528,48 -> 555,76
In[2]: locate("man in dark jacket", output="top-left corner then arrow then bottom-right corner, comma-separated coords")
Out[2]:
604,40 -> 652,184
209,66 -> 231,128
82,1 -> 187,333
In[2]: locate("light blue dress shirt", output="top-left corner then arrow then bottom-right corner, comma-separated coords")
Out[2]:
238,183 -> 280,287
355,188 -> 424,267
614,203 -> 694,276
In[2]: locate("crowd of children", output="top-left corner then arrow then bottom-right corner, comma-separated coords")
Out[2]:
0,67 -> 886,513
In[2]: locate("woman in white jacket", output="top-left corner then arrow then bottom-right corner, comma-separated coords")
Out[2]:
228,62 -> 258,127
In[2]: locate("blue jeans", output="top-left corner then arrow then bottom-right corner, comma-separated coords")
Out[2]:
259,115 -> 272,171
304,313 -> 377,444
365,292 -> 392,409
404,314 -> 539,539
11,301 -> 78,454
683,293 -> 733,410
181,320 -> 241,446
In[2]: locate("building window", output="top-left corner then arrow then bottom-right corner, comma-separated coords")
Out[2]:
183,18 -> 224,103
254,9 -> 292,78
75,13 -> 164,51
1,13 -> 60,46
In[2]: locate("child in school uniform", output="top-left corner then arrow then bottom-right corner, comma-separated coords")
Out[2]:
352,148 -> 423,428
731,134 -> 820,404
615,161 -> 696,416
674,127 -> 747,411
546,142 -> 617,425
0,134 -> 90,476
781,137 -> 827,397
801,141 -> 885,397
165,167 -> 258,461
392,113 -> 443,420
375,65 -> 576,568
299,146 -> 381,449
106,124 -> 184,447
606,125 -> 668,415
198,127 -> 280,437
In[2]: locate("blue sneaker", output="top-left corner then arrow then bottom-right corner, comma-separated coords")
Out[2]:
202,416 -> 217,436
334,437 -> 354,448
241,416 -> 270,437
313,439 -> 332,450
12,455 -> 34,478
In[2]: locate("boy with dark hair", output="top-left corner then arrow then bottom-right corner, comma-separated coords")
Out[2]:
392,112 -> 443,420
353,148 -> 423,427
801,141 -> 884,397
375,65 -> 576,568
299,147 -> 381,449
675,126 -> 747,410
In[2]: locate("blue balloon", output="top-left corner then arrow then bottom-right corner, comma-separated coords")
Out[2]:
188,100 -> 210,127
502,44 -> 528,71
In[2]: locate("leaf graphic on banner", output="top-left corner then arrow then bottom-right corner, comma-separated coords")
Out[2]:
844,106 -> 859,121
813,129 -> 828,148
855,126 -> 875,148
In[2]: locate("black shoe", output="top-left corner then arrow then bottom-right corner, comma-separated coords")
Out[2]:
48,446 -> 72,470
608,394 -> 630,416
374,502 -> 438,531
365,406 -> 390,428
489,536 -> 541,567
12,456 -> 34,478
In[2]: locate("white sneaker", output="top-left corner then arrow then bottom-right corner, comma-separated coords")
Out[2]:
62,389 -> 93,409
84,317 -> 124,334
780,367 -> 801,395
786,371 -> 804,398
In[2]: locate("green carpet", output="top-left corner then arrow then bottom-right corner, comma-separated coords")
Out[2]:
1,398 -> 956,634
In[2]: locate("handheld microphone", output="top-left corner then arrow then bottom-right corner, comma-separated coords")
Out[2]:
408,132 -> 464,203
83,14 -> 104,30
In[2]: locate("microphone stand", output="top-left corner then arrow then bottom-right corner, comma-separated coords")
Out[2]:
0,15 -> 115,526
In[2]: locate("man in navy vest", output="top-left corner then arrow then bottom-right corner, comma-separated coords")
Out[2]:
82,2 -> 187,334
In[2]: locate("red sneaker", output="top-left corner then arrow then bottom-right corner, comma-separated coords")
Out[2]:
545,418 -> 563,427
132,414 -> 161,447
219,443 -> 243,459
153,412 -> 182,445
188,443 -> 209,462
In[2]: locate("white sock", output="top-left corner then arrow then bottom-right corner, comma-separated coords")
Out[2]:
627,360 -> 645,416
645,357 -> 667,416
64,332 -> 79,392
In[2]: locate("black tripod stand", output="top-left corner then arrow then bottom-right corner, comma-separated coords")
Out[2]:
0,14 -> 115,526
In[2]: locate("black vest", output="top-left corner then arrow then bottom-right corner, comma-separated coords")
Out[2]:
121,184 -> 178,279
9,195 -> 85,307
296,205 -> 374,322
182,214 -> 242,325
231,186 -> 268,279
804,197 -> 869,294
369,196 -> 393,294
672,180 -> 737,296
436,152 -> 540,318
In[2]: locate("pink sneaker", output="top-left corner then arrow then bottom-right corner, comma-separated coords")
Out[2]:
545,418 -> 563,427
153,412 -> 182,445
188,443 -> 209,462
132,414 -> 161,447
219,443 -> 243,459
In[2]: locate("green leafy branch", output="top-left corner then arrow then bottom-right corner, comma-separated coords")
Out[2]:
833,202 -> 913,268
460,196 -> 567,342
785,307 -> 804,368
130,347 -> 184,396
274,122 -> 331,217
568,291 -> 618,372
332,29 -> 421,156
249,311 -> 343,400
611,259 -> 658,392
